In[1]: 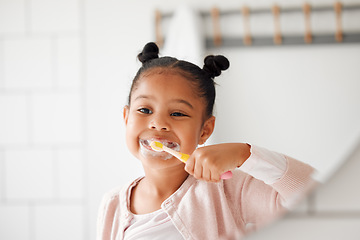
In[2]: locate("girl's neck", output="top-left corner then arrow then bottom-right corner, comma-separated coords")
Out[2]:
130,167 -> 188,215
142,168 -> 189,197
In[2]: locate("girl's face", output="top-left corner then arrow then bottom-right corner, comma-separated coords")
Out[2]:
123,71 -> 215,170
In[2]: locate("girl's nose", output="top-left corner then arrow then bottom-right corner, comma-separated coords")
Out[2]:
149,117 -> 170,131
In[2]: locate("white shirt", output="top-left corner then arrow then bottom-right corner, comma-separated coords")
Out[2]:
123,209 -> 183,240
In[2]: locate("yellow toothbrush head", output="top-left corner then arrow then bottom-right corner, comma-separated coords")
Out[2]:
150,141 -> 164,152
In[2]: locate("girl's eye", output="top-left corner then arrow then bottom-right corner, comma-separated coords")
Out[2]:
171,112 -> 187,117
138,108 -> 152,114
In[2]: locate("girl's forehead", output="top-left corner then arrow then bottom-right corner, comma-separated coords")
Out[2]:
131,72 -> 203,105
136,70 -> 197,93
141,67 -> 191,80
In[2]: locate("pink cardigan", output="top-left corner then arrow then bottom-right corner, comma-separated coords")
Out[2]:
97,149 -> 315,240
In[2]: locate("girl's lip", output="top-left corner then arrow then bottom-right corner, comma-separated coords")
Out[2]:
139,138 -> 180,151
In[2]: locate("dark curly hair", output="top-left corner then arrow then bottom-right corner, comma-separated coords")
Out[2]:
128,42 -> 230,118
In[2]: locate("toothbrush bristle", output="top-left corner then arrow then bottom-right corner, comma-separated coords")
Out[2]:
150,141 -> 164,152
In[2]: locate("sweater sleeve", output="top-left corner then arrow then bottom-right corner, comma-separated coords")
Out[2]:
96,188 -> 122,240
233,145 -> 317,228
239,144 -> 287,184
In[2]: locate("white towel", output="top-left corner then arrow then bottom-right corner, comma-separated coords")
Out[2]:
162,5 -> 205,66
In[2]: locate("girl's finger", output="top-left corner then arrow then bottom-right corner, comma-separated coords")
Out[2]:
210,171 -> 221,182
184,156 -> 195,175
193,159 -> 203,180
202,167 -> 211,182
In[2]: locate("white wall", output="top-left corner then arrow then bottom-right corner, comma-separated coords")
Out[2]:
1,0 -> 360,239
214,45 -> 360,182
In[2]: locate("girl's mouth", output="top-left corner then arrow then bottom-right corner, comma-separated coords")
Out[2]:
139,138 -> 180,160
140,139 -> 180,152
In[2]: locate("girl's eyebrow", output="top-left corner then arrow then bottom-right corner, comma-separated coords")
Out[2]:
134,95 -> 193,109
134,95 -> 151,101
171,99 -> 194,109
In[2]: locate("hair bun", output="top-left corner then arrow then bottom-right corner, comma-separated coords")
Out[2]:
137,42 -> 159,64
202,55 -> 230,78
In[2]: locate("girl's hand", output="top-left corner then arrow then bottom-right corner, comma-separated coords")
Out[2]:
185,143 -> 251,182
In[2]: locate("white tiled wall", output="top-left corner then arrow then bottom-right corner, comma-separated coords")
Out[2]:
5,149 -> 54,200
0,0 -> 26,35
31,93 -> 82,144
0,150 -> 4,200
56,36 -> 81,88
1,0 -> 360,240
3,38 -> 53,89
30,0 -> 80,34
0,0 -> 86,239
34,205 -> 84,240
57,149 -> 84,200
0,205 -> 30,239
0,95 -> 28,144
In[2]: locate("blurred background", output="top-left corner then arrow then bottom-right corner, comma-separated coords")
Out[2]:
1,0 -> 360,239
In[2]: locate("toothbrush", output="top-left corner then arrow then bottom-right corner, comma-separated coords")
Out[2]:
150,141 -> 233,180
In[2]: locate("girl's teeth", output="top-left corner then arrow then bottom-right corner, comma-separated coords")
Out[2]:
140,139 -> 180,151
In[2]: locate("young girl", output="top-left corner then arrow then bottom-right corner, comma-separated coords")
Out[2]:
97,42 -> 316,240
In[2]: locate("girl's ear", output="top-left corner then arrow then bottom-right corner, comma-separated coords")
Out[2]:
123,105 -> 130,125
199,116 -> 216,145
